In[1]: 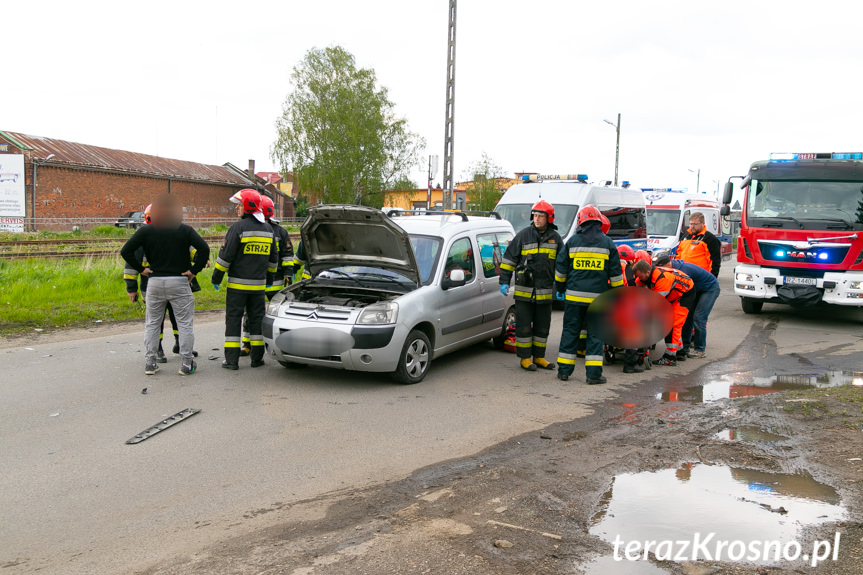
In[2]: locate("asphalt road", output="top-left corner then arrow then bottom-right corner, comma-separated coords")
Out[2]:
2,265 -> 862,574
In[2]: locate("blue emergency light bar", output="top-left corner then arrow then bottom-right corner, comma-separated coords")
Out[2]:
769,152 -> 863,161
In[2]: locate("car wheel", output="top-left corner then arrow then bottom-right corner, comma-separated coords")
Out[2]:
393,329 -> 431,384
492,306 -> 516,350
278,360 -> 309,369
741,297 -> 763,314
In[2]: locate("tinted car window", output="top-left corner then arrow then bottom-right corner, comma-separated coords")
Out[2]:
477,233 -> 503,278
409,235 -> 442,285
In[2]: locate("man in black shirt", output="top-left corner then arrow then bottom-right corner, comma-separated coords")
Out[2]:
121,195 -> 210,376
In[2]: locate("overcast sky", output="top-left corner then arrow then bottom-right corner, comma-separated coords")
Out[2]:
4,0 -> 862,198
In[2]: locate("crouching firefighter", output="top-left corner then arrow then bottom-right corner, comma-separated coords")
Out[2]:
499,200 -> 563,371
555,205 -> 624,384
211,189 -> 279,370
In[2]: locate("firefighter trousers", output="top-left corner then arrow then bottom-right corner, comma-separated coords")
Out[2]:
224,289 -> 266,364
558,303 -> 603,379
514,300 -> 552,359
663,294 -> 693,356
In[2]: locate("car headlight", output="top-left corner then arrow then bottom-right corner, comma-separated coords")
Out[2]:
357,302 -> 398,325
266,290 -> 294,316
849,281 -> 863,290
736,272 -> 754,282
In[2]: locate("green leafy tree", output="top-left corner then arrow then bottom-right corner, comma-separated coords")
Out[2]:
463,153 -> 506,212
271,46 -> 425,206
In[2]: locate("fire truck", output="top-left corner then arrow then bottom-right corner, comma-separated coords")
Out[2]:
721,152 -> 863,314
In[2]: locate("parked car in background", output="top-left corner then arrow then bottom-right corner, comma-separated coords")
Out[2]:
114,211 -> 146,229
264,205 -> 516,384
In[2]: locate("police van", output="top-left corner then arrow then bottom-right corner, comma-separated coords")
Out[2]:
643,189 -> 730,257
494,174 -> 647,249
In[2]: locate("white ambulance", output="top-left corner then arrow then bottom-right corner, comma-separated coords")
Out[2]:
494,175 -> 647,250
643,189 -> 729,257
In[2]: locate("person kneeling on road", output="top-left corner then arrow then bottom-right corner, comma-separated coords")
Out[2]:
499,200 -> 563,372
554,205 -> 624,384
652,250 -> 720,359
632,259 -> 694,367
121,194 -> 210,376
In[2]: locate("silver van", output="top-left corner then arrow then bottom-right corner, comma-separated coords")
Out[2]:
263,205 -> 516,383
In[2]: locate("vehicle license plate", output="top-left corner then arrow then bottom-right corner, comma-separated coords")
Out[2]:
784,277 -> 816,286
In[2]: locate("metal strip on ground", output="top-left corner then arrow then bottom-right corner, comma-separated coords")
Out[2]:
125,408 -> 201,445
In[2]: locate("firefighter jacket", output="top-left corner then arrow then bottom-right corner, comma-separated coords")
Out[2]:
266,220 -> 295,293
635,266 -> 694,303
499,222 -> 563,303
554,221 -> 624,305
678,227 -> 721,277
211,215 -> 279,291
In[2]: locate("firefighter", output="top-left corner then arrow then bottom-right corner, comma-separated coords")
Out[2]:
238,195 -> 294,356
678,211 -> 722,277
615,244 -> 647,373
632,259 -> 695,366
211,189 -> 279,370
555,205 -> 624,384
499,200 -> 563,371
573,213 -> 615,357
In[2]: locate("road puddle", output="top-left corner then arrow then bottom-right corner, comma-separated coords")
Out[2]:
714,426 -> 788,443
590,463 -> 844,565
658,370 -> 863,403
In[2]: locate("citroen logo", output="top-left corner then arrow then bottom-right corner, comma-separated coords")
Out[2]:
307,311 -> 319,320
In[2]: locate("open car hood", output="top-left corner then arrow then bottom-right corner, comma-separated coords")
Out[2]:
301,205 -> 420,286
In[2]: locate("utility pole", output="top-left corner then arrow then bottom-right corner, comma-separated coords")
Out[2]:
603,113 -> 621,186
442,0 -> 456,209
427,155 -> 438,210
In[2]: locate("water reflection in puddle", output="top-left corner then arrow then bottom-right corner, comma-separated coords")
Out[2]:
590,464 -> 844,565
714,426 -> 788,443
658,370 -> 863,403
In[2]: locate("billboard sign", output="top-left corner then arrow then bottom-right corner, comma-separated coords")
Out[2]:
0,153 -> 25,232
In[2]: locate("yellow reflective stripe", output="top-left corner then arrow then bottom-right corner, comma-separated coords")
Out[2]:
521,248 -> 538,255
250,340 -> 265,346
557,357 -> 576,365
267,266 -> 278,273
610,279 -> 625,287
566,295 -> 594,303
500,263 -> 516,271
585,360 -> 603,366
123,274 -> 137,280
513,290 -> 533,298
534,293 -> 553,300
533,341 -> 547,347
215,262 -> 229,272
515,342 -> 532,348
225,342 -> 242,348
554,272 -> 567,283
537,248 -> 557,256
226,282 -> 267,291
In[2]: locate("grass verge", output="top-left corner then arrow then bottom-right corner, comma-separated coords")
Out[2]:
0,255 -> 226,336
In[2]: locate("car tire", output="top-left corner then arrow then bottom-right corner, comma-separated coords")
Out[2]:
741,297 -> 763,314
278,360 -> 309,369
393,329 -> 431,384
492,306 -> 516,350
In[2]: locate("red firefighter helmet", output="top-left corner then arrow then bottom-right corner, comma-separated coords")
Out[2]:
531,200 -> 555,223
576,204 -> 603,227
600,213 -> 611,234
230,189 -> 262,214
617,244 -> 636,262
634,249 -> 652,264
144,203 -> 153,224
259,195 -> 275,219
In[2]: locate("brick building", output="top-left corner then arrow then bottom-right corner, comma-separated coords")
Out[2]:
0,130 -> 292,230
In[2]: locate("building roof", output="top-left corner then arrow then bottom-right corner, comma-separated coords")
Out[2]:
256,171 -> 283,185
0,130 -> 255,186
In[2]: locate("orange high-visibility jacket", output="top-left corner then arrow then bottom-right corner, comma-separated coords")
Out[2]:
636,266 -> 694,303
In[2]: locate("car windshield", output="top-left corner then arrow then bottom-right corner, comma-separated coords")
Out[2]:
747,179 -> 863,230
646,209 -> 681,236
317,266 -> 415,288
495,203 -> 579,235
408,235 -> 442,285
120,212 -> 134,218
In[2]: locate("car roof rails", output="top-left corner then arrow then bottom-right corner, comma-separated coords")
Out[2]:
387,210 -> 501,222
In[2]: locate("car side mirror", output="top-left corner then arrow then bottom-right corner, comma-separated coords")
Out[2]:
720,205 -> 730,216
443,268 -> 466,290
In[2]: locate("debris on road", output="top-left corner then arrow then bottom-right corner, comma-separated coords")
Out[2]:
125,408 -> 201,445
141,388 -> 148,395
493,539 -> 513,548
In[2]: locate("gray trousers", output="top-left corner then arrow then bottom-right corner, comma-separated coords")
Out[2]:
145,277 -> 195,364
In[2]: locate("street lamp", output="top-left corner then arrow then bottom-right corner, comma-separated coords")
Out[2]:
31,154 -> 55,232
603,113 -> 621,187
688,168 -> 700,194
